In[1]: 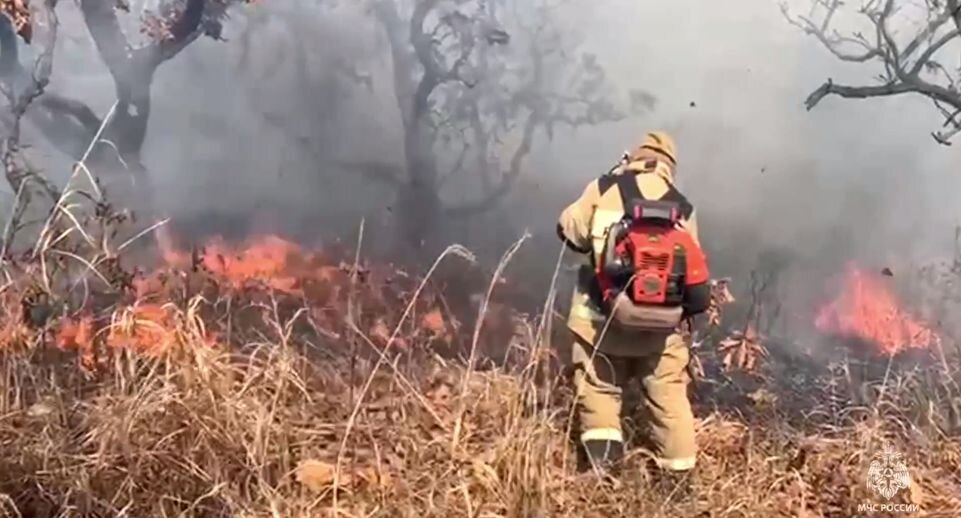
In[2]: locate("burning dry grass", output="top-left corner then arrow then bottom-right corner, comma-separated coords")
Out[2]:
0,182 -> 957,516
0,238 -> 957,517
2,325 -> 960,517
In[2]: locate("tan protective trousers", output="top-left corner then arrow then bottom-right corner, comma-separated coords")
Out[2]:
572,333 -> 697,471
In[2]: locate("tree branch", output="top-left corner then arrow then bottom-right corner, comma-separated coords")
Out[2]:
465,101 -> 492,190
26,93 -> 102,158
1,0 -> 58,134
437,135 -> 471,188
443,107 -> 538,217
144,0 -> 206,66
933,124 -> 960,144
78,0 -> 131,82
15,0 -> 243,173
36,93 -> 101,132
410,0 -> 446,123
372,0 -> 417,131
443,32 -> 546,218
900,6 -> 953,59
950,0 -> 961,31
81,0 -> 207,76
907,28 -> 959,76
789,0 -> 961,144
780,1 -> 882,63
441,1 -> 627,217
0,13 -> 20,82
0,0 -> 61,219
805,78 -> 916,110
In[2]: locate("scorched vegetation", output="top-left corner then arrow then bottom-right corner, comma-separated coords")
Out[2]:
0,169 -> 958,516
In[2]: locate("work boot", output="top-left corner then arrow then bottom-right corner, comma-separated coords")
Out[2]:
577,439 -> 625,479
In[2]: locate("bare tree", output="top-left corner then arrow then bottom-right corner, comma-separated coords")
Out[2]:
355,0 -> 651,248
784,0 -> 961,145
0,0 -> 61,233
25,0 -> 249,178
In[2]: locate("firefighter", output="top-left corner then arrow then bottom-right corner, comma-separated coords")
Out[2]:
556,131 -> 710,485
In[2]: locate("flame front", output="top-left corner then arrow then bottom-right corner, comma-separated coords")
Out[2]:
815,263 -> 939,356
52,228 -> 460,368
54,231 -> 335,366
155,228 -> 342,295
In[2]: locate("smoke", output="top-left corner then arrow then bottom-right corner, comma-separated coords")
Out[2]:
576,0 -> 960,259
559,0 -> 961,325
7,0 -> 961,322
534,0 -> 961,333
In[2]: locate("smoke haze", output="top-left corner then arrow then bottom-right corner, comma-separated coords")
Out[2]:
9,0 -> 961,324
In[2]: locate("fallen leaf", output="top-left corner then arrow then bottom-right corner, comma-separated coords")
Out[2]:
296,459 -> 336,492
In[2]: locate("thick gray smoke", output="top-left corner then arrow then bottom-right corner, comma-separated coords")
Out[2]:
7,0 -> 961,326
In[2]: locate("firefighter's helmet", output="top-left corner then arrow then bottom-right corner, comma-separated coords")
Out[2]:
632,131 -> 677,166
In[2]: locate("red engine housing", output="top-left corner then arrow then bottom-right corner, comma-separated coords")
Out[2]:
620,226 -> 708,304
597,219 -> 709,306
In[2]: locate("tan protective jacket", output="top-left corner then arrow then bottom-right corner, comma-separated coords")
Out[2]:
557,156 -> 700,357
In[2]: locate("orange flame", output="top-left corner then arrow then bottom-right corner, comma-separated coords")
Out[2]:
156,228 -> 342,295
42,226 -> 466,369
53,304 -> 219,368
198,235 -> 305,292
108,304 -> 186,356
56,315 -> 95,366
815,263 -> 939,356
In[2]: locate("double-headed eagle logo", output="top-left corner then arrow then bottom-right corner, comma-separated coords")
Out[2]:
866,444 -> 911,500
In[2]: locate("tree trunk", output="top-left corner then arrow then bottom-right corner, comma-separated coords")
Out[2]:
108,65 -> 154,167
397,117 -> 444,257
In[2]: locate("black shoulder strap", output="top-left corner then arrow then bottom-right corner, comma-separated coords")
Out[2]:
598,170 -> 693,219
614,173 -> 644,214
661,184 -> 694,220
598,174 -> 617,196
